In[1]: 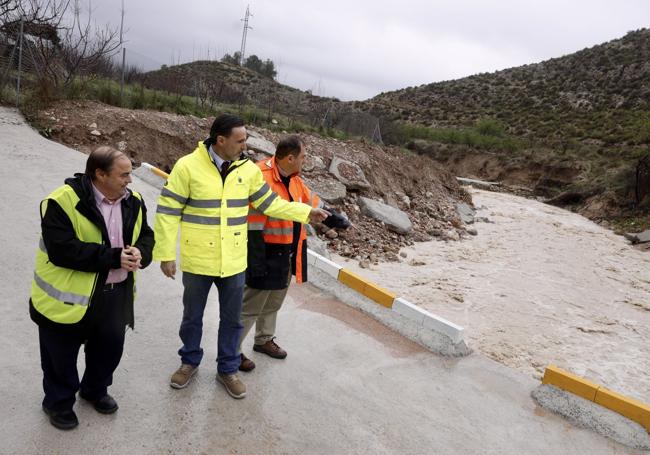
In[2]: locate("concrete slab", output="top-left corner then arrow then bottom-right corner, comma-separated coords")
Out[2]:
0,107 -> 643,454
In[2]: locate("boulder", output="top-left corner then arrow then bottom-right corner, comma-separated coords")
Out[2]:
395,191 -> 411,208
455,202 -> 475,224
325,229 -> 338,239
624,230 -> 650,244
303,176 -> 347,204
443,230 -> 460,241
247,129 -> 264,139
302,155 -> 326,172
246,134 -> 275,156
329,156 -> 370,190
308,235 -> 330,259
358,196 -> 412,234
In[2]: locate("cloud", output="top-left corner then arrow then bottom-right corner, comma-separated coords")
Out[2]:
92,0 -> 650,100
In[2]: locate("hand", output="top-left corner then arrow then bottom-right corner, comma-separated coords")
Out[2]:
124,245 -> 142,260
124,245 -> 142,268
160,260 -> 176,279
309,207 -> 331,223
120,248 -> 140,272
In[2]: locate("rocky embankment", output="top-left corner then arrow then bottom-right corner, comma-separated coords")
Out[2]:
34,100 -> 473,262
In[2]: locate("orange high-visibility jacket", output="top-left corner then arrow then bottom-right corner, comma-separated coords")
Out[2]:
247,157 -> 322,286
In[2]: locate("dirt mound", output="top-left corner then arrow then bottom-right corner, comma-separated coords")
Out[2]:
34,100 -> 471,263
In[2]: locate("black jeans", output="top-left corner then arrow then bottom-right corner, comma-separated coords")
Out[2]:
38,282 -> 127,412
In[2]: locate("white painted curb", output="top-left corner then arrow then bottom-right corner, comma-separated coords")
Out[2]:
307,249 -> 341,279
133,162 -> 167,190
393,297 -> 464,345
307,249 -> 468,355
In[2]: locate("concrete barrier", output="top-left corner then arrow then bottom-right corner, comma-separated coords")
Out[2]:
307,249 -> 469,357
531,365 -> 650,450
541,365 -> 650,432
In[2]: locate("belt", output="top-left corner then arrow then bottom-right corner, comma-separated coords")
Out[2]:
103,280 -> 127,291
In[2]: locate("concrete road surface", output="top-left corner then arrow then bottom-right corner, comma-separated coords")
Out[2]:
0,107 -> 640,454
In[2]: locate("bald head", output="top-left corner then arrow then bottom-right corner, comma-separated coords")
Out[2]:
86,146 -> 127,181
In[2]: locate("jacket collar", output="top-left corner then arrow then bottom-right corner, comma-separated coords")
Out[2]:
266,156 -> 297,183
66,173 -> 135,210
197,140 -> 248,170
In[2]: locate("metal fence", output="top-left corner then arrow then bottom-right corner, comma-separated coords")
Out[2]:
0,18 -> 38,107
635,153 -> 650,206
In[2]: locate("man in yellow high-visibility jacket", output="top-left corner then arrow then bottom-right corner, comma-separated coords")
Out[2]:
153,114 -> 329,399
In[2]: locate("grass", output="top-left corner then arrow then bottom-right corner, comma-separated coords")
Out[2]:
388,119 -> 527,152
1,74 -> 350,141
611,215 -> 650,234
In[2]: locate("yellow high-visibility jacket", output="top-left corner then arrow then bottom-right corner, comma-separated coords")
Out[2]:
153,141 -> 312,277
31,182 -> 146,325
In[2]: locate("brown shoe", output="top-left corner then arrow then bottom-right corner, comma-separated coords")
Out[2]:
253,338 -> 287,359
217,373 -> 246,399
170,364 -> 198,389
239,353 -> 256,372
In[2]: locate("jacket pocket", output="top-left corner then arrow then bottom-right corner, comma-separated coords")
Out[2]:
180,227 -> 219,269
229,230 -> 247,263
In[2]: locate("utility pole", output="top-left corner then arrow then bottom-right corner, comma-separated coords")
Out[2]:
239,5 -> 252,66
15,17 -> 24,107
119,0 -> 125,104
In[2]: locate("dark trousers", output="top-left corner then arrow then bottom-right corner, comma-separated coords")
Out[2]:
179,271 -> 245,374
38,283 -> 127,412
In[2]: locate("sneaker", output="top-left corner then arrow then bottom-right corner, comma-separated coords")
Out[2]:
170,364 -> 198,389
253,338 -> 287,359
217,373 -> 246,399
42,405 -> 79,430
239,353 -> 256,372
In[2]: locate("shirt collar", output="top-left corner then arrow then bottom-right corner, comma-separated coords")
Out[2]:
208,145 -> 227,169
91,182 -> 128,205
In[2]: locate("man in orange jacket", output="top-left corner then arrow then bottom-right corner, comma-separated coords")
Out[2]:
238,136 -> 349,370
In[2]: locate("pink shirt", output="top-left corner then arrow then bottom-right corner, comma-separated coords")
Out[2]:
91,183 -> 129,284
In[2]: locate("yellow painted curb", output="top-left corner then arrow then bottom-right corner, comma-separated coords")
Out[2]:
542,365 -> 650,432
542,365 -> 599,401
595,387 -> 650,432
338,269 -> 367,294
150,166 -> 169,179
338,269 -> 395,309
363,282 -> 396,308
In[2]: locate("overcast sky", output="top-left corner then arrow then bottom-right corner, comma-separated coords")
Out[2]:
91,0 -> 649,101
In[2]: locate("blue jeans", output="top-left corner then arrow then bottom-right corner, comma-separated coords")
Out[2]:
179,271 -> 245,374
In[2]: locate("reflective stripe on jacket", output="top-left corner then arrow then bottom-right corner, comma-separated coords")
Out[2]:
248,157 -> 322,283
152,141 -> 312,277
30,185 -> 144,324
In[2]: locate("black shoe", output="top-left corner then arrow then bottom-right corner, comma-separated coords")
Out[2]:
81,393 -> 119,414
42,405 -> 79,430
